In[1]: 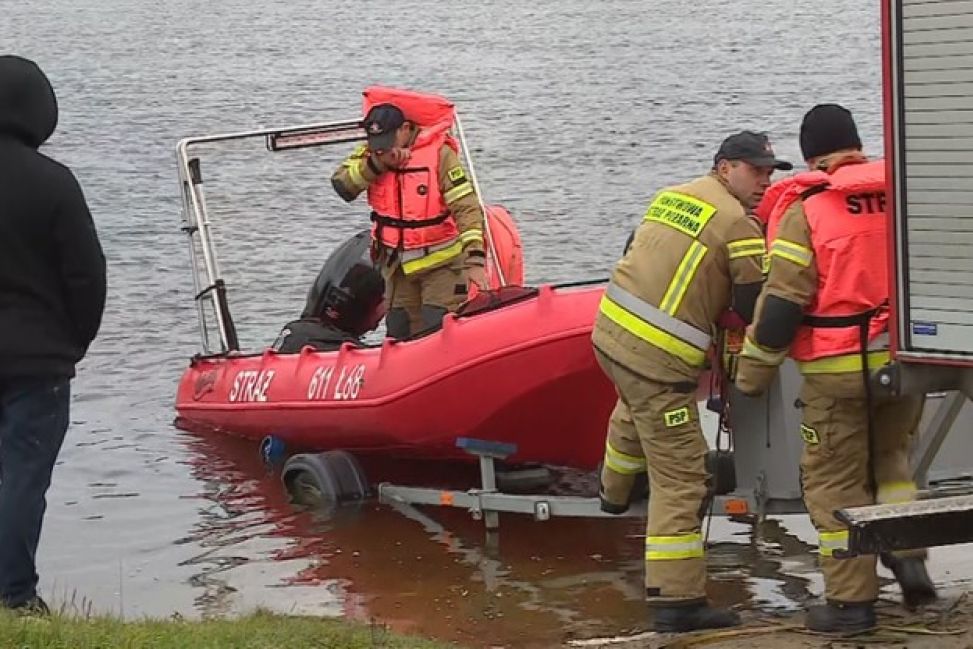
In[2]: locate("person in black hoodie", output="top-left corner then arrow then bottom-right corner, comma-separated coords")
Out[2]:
0,55 -> 106,614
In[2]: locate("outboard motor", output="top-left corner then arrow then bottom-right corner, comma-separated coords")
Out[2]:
302,231 -> 386,336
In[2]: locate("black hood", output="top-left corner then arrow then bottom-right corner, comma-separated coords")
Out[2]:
0,55 -> 58,147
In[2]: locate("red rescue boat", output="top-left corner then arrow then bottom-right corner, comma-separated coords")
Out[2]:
173,86 -> 620,470
175,281 -> 615,470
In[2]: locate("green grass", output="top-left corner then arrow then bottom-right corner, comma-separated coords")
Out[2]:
0,609 -> 457,649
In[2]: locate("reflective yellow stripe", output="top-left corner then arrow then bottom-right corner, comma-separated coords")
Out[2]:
345,158 -> 366,189
770,239 -> 813,267
740,335 -> 785,365
727,238 -> 767,260
877,481 -> 917,504
797,350 -> 891,374
818,530 -> 849,557
643,191 -> 717,238
604,441 -> 646,475
459,229 -> 483,246
400,240 -> 465,275
645,533 -> 704,561
599,297 -> 707,366
659,240 -> 707,315
605,284 -> 712,350
444,181 -> 473,203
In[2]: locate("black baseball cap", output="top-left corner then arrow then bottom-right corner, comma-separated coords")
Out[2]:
714,131 -> 793,171
363,103 -> 405,151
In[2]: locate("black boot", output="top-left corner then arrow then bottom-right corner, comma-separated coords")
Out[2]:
653,602 -> 740,633
881,553 -> 938,609
598,489 -> 629,515
8,595 -> 50,617
805,600 -> 875,633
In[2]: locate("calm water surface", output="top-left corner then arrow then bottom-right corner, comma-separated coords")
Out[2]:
4,1 -> 972,646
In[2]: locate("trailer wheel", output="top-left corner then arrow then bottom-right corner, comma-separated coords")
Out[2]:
282,451 -> 370,507
495,464 -> 554,493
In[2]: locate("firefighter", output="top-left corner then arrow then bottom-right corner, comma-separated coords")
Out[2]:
734,104 -> 937,633
593,131 -> 791,632
331,97 -> 487,339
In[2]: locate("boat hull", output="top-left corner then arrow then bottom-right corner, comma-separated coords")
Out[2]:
175,283 -> 618,470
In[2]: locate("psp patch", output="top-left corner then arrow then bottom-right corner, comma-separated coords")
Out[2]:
800,424 -> 820,445
447,166 -> 467,184
664,407 -> 691,428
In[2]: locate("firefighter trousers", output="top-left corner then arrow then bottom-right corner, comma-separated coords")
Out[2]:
595,350 -> 710,604
381,256 -> 468,338
799,372 -> 925,603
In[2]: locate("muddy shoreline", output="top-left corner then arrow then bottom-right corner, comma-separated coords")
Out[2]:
564,591 -> 973,649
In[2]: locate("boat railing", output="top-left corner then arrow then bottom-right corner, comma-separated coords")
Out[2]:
175,113 -> 503,356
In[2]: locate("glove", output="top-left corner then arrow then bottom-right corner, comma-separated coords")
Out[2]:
463,249 -> 488,292
733,334 -> 787,397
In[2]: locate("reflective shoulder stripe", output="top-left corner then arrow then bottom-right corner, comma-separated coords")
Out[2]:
645,533 -> 704,560
604,284 -> 712,351
818,530 -> 849,557
643,191 -> 717,238
797,350 -> 890,374
444,181 -> 474,203
599,296 -> 707,367
659,240 -> 708,316
727,237 -> 767,260
877,481 -> 917,505
604,441 -> 646,476
400,239 -> 464,274
770,239 -> 813,267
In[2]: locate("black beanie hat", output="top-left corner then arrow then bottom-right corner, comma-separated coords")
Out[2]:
799,104 -> 862,161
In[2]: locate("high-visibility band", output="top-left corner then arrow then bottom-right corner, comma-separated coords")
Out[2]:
660,240 -> 708,315
797,350 -> 890,375
345,158 -> 366,190
601,283 -> 711,363
877,481 -> 917,505
770,239 -> 813,267
727,238 -> 767,260
740,335 -> 786,365
459,229 -> 483,246
604,441 -> 646,475
444,181 -> 474,203
599,297 -> 707,367
605,284 -> 712,349
818,530 -> 849,557
645,533 -> 704,561
400,239 -> 464,275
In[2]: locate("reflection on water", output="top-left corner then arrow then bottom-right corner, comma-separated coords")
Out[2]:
174,430 -> 830,647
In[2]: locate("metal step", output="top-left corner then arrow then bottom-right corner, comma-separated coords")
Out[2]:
835,493 -> 973,556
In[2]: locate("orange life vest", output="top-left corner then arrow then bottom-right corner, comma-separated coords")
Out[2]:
766,160 -> 889,363
362,86 -> 461,254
